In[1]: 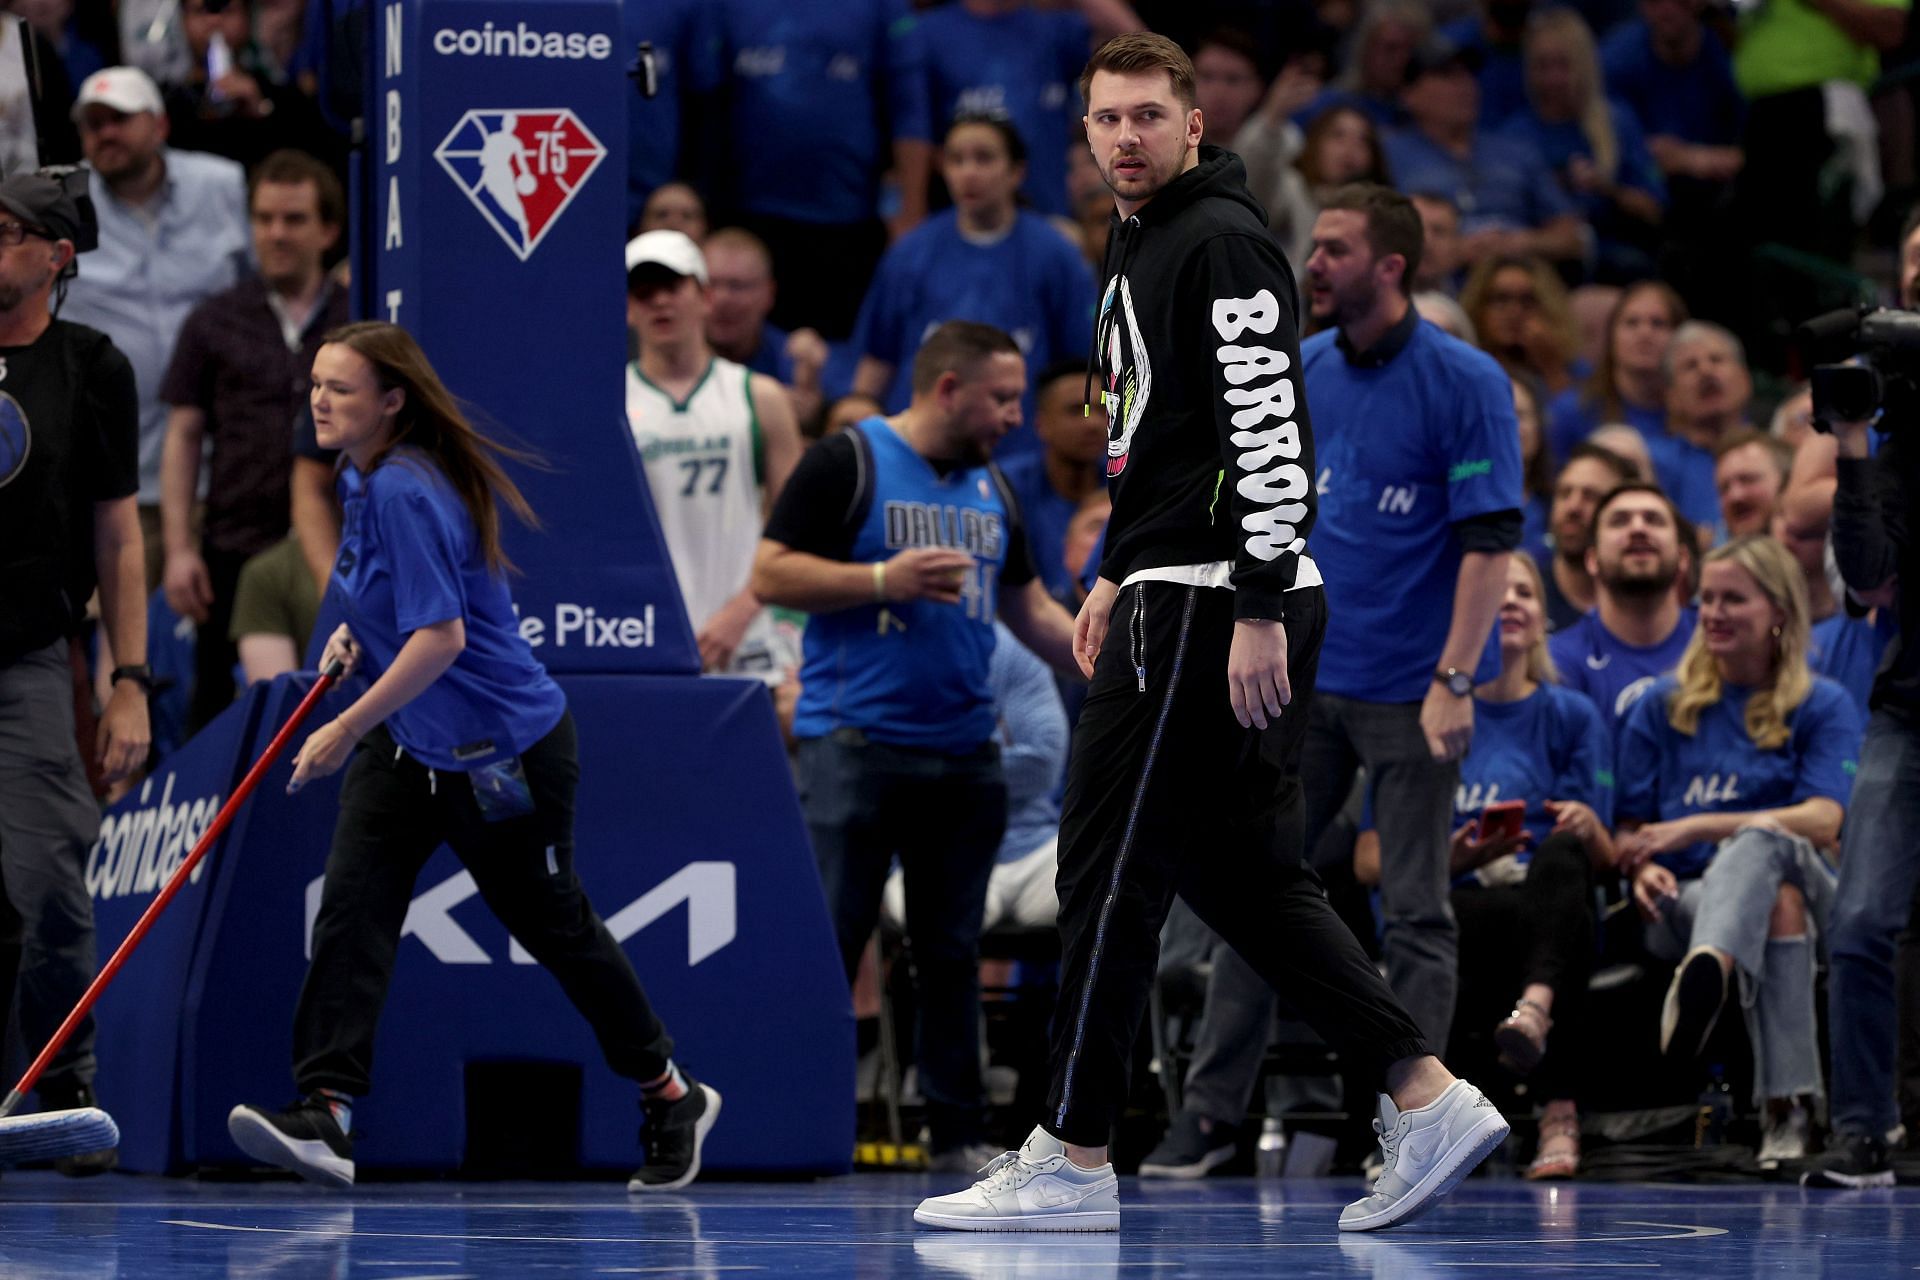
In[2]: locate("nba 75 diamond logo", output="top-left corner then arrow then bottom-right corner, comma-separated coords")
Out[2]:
434,109 -> 606,260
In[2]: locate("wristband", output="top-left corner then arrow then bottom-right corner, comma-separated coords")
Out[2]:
873,561 -> 887,603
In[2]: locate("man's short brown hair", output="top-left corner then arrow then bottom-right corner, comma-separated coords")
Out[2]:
1079,32 -> 1196,112
910,321 -> 1023,395
1317,182 -> 1424,293
250,149 -> 344,228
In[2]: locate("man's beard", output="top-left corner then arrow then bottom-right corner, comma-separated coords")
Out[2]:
1600,555 -> 1679,599
1322,277 -> 1381,331
1101,150 -> 1177,202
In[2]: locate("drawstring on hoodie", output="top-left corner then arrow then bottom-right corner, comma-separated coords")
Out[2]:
1083,213 -> 1142,419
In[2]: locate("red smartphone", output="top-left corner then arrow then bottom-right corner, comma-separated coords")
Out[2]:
1481,800 -> 1527,842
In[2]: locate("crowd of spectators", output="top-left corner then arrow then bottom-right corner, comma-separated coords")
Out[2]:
11,0 -> 1920,1180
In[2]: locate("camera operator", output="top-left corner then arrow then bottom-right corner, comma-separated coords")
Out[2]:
0,169 -> 145,1174
1804,205 -> 1920,1190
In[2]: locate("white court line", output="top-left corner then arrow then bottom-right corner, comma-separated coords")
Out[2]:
159,1219 -> 1729,1248
1434,1265 -> 1660,1269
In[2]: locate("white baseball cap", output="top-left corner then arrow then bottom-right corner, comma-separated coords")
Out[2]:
72,66 -> 165,120
624,229 -> 707,285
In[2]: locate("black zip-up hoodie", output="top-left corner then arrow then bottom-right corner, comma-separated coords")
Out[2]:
1090,144 -> 1315,622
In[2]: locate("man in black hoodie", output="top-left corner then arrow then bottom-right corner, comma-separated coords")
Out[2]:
916,33 -> 1508,1235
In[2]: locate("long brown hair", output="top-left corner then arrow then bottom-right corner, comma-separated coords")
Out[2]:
1585,279 -> 1687,424
1459,255 -> 1577,385
324,321 -> 540,574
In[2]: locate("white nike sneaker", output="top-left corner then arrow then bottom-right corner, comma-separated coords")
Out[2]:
1339,1080 -> 1510,1232
914,1125 -> 1120,1232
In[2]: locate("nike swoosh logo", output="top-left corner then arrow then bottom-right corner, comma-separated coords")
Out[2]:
1400,1125 -> 1445,1167
1585,653 -> 1611,670
1030,1183 -> 1082,1209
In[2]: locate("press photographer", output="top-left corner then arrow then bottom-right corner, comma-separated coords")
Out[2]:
1802,204 -> 1920,1189
0,166 -> 144,1172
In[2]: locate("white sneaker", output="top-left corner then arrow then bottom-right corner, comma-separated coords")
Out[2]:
914,1125 -> 1119,1232
1758,1102 -> 1810,1169
1339,1080 -> 1510,1232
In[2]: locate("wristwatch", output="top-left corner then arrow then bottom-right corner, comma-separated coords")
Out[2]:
110,664 -> 155,695
1434,666 -> 1473,697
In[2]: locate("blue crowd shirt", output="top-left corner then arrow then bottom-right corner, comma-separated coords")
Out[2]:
1522,491 -> 1551,564
1546,389 -> 1668,462
851,209 -> 1095,440
1456,682 -> 1614,848
1600,19 -> 1747,147
792,418 -> 1015,751
1811,609 -> 1899,717
1502,101 -> 1667,227
986,621 -> 1067,863
332,452 -> 567,771
60,149 -> 250,504
1440,18 -> 1530,126
625,0 -> 706,221
1645,433 -> 1721,532
1304,311 -> 1526,701
1382,126 -> 1577,234
1549,606 -> 1697,732
1294,86 -> 1407,131
693,0 -> 930,225
739,320 -> 797,385
996,451 -> 1083,606
918,3 -> 1088,218
1614,674 -> 1861,877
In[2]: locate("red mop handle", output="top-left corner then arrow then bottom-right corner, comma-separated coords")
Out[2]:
0,663 -> 344,1116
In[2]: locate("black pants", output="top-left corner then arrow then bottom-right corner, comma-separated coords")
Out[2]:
794,731 -> 1006,1152
293,711 -> 673,1096
1451,831 -> 1595,1101
733,214 -> 887,342
188,544 -> 252,732
1736,87 -> 1840,259
1043,583 -> 1429,1147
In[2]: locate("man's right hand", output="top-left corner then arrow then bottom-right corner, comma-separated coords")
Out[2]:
1073,577 -> 1119,678
164,548 -> 214,624
880,548 -> 975,605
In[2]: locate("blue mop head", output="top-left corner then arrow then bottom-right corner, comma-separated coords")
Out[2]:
0,1107 -> 120,1165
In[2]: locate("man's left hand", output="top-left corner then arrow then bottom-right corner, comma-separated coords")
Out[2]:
95,681 -> 151,783
1420,681 -> 1473,762
1227,618 -> 1291,730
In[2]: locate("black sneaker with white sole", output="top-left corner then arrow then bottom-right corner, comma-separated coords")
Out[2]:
228,1095 -> 355,1187
628,1074 -> 721,1193
1801,1132 -> 1897,1189
1138,1111 -> 1239,1179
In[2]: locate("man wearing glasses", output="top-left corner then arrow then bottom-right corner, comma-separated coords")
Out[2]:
0,172 -> 147,1175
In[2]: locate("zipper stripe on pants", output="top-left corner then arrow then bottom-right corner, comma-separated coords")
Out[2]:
1055,584 -> 1198,1133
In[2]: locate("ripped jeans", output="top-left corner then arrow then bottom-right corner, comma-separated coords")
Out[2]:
1645,826 -> 1837,1106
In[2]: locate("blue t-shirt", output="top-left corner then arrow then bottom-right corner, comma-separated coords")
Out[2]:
1382,126 -> 1576,234
986,621 -> 1067,864
626,0 -> 707,221
1600,19 -> 1746,148
1293,86 -> 1407,132
1546,389 -> 1667,463
1811,609 -> 1899,717
693,0 -> 931,225
1522,491 -> 1551,564
1440,18 -> 1530,127
851,210 -> 1095,443
1644,433 -> 1720,532
918,4 -> 1088,218
792,418 -> 1013,751
740,320 -> 796,385
1614,674 -> 1861,877
997,450 -> 1084,606
1456,682 -> 1614,848
1549,607 -> 1696,732
1502,101 -> 1667,228
332,454 -> 566,771
1304,316 -> 1526,701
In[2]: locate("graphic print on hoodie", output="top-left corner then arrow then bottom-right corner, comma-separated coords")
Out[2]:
1091,145 -> 1320,621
